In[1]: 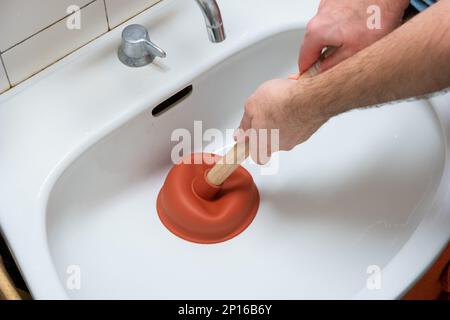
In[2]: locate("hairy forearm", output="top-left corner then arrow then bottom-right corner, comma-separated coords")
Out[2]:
296,0 -> 450,120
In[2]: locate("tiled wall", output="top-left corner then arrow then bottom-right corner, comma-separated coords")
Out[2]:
0,0 -> 160,94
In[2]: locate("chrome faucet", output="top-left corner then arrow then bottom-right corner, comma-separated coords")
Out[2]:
194,0 -> 226,43
118,0 -> 225,67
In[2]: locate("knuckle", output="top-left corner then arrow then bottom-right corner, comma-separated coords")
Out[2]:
281,142 -> 295,151
245,98 -> 258,115
244,101 -> 254,115
284,146 -> 293,152
306,17 -> 323,34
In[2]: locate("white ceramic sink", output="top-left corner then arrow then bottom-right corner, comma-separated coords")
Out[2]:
0,0 -> 449,299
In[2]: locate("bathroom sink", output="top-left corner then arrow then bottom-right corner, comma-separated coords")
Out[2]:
0,0 -> 449,299
47,29 -> 446,299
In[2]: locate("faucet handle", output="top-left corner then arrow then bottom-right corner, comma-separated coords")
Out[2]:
143,38 -> 167,59
118,24 -> 166,67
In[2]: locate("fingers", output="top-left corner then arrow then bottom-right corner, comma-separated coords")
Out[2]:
235,121 -> 273,165
235,79 -> 295,165
234,109 -> 252,142
299,14 -> 346,74
248,126 -> 273,165
298,29 -> 327,73
318,46 -> 352,72
239,111 -> 252,132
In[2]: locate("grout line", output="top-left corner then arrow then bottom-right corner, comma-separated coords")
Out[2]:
108,0 -> 162,30
102,0 -> 112,31
0,0 -> 162,90
8,28 -> 109,88
2,0 -> 97,54
3,0 -> 109,88
0,55 -> 12,87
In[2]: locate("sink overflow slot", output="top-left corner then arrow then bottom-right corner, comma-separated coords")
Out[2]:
152,85 -> 193,117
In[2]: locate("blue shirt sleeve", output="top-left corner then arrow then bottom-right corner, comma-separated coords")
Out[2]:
410,0 -> 437,11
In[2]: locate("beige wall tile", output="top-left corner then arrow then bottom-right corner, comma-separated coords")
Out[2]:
2,0 -> 108,86
0,59 -> 11,93
104,0 -> 160,29
0,0 -> 94,52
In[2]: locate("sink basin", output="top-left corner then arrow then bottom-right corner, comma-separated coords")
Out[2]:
47,28 -> 446,299
0,0 -> 449,299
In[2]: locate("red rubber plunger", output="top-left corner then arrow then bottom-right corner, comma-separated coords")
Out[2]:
157,142 -> 259,244
156,48 -> 334,244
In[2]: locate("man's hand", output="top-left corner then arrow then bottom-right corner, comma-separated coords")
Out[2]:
236,79 -> 329,163
236,0 -> 450,165
299,0 -> 409,73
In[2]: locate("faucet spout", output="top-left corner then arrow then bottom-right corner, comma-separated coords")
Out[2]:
194,0 -> 226,42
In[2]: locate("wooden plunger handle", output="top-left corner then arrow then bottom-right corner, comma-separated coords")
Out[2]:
0,257 -> 21,300
206,46 -> 337,186
207,140 -> 250,186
